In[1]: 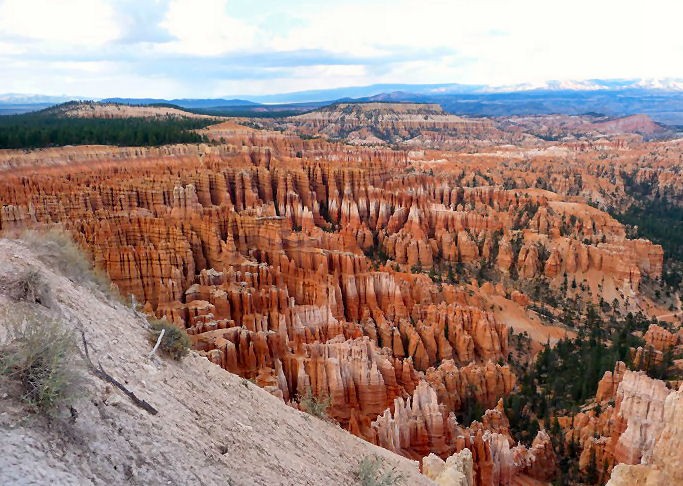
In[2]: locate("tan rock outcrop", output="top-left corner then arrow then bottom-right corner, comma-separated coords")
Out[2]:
423,448 -> 474,486
606,383 -> 683,486
563,365 -> 675,479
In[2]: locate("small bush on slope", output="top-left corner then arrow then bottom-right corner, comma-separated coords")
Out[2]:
6,268 -> 51,306
148,319 -> 190,361
356,455 -> 405,486
0,313 -> 82,415
299,387 -> 331,420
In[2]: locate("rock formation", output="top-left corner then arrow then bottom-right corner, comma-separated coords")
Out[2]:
423,448 -> 474,486
0,113 -> 677,486
606,383 -> 683,486
271,103 -> 499,147
560,362 -> 678,480
372,381 -> 556,485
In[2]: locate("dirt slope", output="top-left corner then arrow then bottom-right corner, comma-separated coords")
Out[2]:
0,238 -> 431,486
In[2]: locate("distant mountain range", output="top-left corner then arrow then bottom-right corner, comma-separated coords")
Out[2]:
359,89 -> 683,126
0,93 -> 77,104
2,78 -> 683,124
0,94 -> 79,115
102,98 -> 259,108
237,78 -> 683,104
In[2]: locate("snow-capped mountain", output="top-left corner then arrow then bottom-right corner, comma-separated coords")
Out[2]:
0,94 -> 85,104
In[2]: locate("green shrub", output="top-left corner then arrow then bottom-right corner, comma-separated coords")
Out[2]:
299,387 -> 331,420
148,319 -> 190,360
356,455 -> 404,486
0,314 -> 81,414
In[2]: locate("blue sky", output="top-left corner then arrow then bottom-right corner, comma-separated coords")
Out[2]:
0,0 -> 682,98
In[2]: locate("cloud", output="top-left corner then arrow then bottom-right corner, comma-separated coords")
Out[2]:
0,0 -> 121,45
0,0 -> 682,97
113,0 -> 175,44
158,0 -> 259,56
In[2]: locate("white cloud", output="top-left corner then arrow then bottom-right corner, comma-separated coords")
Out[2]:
0,58 -> 185,98
208,63 -> 368,97
267,0 -> 683,86
0,0 -> 121,45
0,0 -> 682,97
158,0 -> 259,56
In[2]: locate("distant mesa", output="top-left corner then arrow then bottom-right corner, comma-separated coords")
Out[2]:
45,101 -> 216,120
314,101 -> 446,115
590,113 -> 667,136
500,113 -> 673,140
273,101 -> 496,146
259,102 -> 674,147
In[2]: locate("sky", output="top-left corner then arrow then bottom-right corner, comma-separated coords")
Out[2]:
0,0 -> 682,99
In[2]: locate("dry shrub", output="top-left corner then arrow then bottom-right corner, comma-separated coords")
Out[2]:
7,268 -> 51,306
356,455 -> 405,486
148,318 -> 190,360
0,313 -> 82,415
18,228 -> 111,291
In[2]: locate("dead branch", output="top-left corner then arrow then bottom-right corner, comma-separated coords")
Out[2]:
148,328 -> 165,358
80,330 -> 158,415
